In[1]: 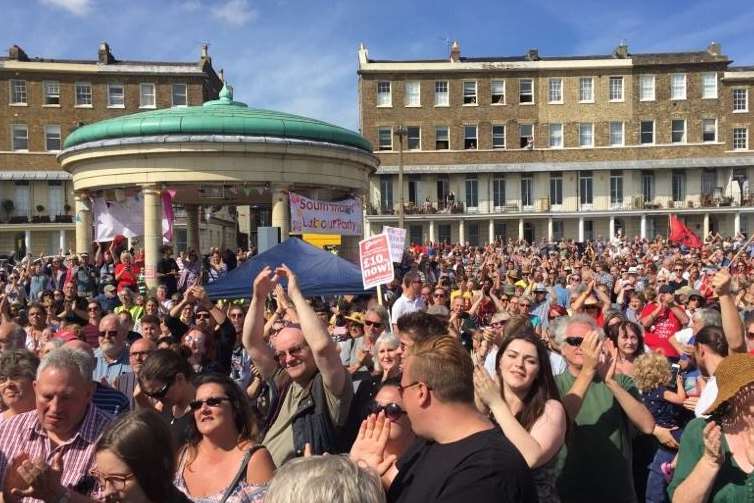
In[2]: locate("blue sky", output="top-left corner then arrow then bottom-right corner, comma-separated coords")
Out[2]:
3,0 -> 754,131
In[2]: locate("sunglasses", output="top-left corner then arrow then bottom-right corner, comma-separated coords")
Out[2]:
229,313 -> 244,318
189,396 -> 230,411
141,378 -> 174,400
364,320 -> 384,328
433,293 -> 446,298
565,336 -> 584,346
367,401 -> 406,421
195,313 -> 211,320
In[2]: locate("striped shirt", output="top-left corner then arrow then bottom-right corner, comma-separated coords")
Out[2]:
0,404 -> 111,501
93,382 -> 130,416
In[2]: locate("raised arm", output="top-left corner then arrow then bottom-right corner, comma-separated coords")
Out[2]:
712,268 -> 746,353
603,342 -> 655,434
278,264 -> 347,396
241,267 -> 278,380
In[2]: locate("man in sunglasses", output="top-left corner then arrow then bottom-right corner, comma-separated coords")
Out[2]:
390,272 -> 425,334
93,314 -> 131,387
553,315 -> 655,503
243,265 -> 352,466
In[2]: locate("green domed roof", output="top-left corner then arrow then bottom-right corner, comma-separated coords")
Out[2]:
63,84 -> 372,152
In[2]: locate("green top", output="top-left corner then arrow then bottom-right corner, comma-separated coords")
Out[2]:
669,417 -> 754,502
554,371 -> 640,503
62,84 -> 373,152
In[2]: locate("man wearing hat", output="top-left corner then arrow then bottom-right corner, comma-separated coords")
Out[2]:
96,284 -> 120,313
530,283 -> 551,328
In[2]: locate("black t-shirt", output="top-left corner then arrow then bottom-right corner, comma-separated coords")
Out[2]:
387,427 -> 538,503
157,257 -> 179,296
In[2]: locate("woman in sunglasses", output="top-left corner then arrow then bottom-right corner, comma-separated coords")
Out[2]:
93,408 -> 192,502
175,373 -> 274,502
358,377 -> 416,466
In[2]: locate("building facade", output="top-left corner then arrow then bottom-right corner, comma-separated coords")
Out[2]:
358,42 -> 754,245
0,42 -> 236,257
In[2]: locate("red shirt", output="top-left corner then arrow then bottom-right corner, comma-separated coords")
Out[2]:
114,263 -> 139,292
640,302 -> 682,357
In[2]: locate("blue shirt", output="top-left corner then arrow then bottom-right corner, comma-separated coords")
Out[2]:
93,381 -> 130,416
93,348 -> 132,386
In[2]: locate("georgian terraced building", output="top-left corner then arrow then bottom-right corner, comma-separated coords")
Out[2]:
358,41 -> 754,245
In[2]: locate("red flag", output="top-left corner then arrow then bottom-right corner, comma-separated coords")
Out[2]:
669,214 -> 702,248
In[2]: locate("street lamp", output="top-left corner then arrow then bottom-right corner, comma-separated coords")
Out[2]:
394,126 -> 408,229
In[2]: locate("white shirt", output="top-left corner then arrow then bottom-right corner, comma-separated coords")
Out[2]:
391,295 -> 425,326
694,377 -> 717,418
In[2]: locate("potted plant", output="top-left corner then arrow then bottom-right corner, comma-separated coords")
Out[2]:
33,204 -> 50,223
56,202 -> 73,223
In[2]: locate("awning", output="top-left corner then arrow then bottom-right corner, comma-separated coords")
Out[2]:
0,171 -> 71,181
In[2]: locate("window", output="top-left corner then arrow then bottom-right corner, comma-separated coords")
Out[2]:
550,173 -> 563,206
377,81 -> 391,106
464,125 -> 477,149
733,89 -> 748,112
671,74 -> 686,100
494,222 -> 507,241
108,83 -> 125,107
465,176 -> 478,209
548,78 -> 563,103
377,127 -> 392,151
702,73 -> 718,99
491,80 -> 505,104
521,175 -> 533,207
435,126 -> 449,150
552,220 -> 564,241
609,121 -> 624,146
406,127 -> 421,150
671,119 -> 686,143
11,125 -> 28,151
43,81 -> 60,105
436,176 -> 449,207
549,123 -> 563,148
703,119 -> 717,142
408,176 -> 419,205
172,83 -> 187,106
379,175 -> 393,210
639,75 -> 655,101
467,223 -> 480,246
139,83 -> 156,108
672,170 -> 686,202
434,81 -> 448,106
579,171 -> 593,205
640,121 -> 654,144
404,81 -> 420,107
641,171 -> 655,202
493,177 -> 506,207
9,80 -> 26,104
463,81 -> 477,104
14,182 -> 30,218
734,128 -> 748,150
519,124 -> 533,149
438,224 -> 451,244
579,77 -> 593,102
409,225 -> 423,246
519,79 -> 533,103
492,124 -> 505,149
610,170 -> 623,207
48,182 -> 64,216
75,82 -> 92,106
45,125 -> 61,151
584,220 -> 594,241
578,123 -> 593,147
609,76 -> 623,101
701,168 -> 717,195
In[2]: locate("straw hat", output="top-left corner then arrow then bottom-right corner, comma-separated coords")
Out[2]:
704,353 -> 754,415
344,312 -> 365,325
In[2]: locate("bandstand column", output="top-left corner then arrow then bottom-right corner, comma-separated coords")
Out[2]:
640,214 -> 647,240
734,211 -> 741,235
703,212 -> 710,237
547,218 -> 554,242
458,220 -> 465,244
185,204 -> 200,252
271,185 -> 290,241
142,185 -> 163,290
609,216 -> 615,241
428,220 -> 436,243
488,218 -> 495,244
518,218 -> 524,241
578,217 -> 585,242
74,192 -> 92,255
59,229 -> 67,255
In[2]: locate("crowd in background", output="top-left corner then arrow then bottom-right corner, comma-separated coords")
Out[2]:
0,230 -> 754,502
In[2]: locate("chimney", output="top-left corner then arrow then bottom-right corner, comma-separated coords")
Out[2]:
707,41 -> 722,56
201,43 -> 209,59
8,44 -> 28,61
450,40 -> 461,63
219,68 -> 224,82
614,42 -> 629,59
98,42 -> 115,64
526,48 -> 540,61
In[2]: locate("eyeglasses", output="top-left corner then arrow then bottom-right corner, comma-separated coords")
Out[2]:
99,330 -> 118,338
88,306 -> 100,312
519,303 -> 530,308
367,401 -> 406,421
398,381 -> 425,395
141,378 -> 174,400
229,313 -> 244,318
433,293 -> 446,298
0,374 -> 30,384
564,336 -> 584,346
195,313 -> 211,320
189,396 -> 230,411
364,320 -> 384,328
274,345 -> 307,362
89,468 -> 135,491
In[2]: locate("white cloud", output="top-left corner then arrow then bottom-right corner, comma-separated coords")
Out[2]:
39,0 -> 93,16
212,0 -> 258,27
180,0 -> 202,11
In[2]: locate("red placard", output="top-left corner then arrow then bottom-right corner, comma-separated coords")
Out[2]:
359,234 -> 395,290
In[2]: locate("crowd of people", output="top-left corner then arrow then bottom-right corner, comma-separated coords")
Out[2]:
0,230 -> 754,502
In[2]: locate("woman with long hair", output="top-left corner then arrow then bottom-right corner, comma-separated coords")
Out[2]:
474,328 -> 567,502
175,373 -> 274,502
207,248 -> 228,284
93,408 -> 192,502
